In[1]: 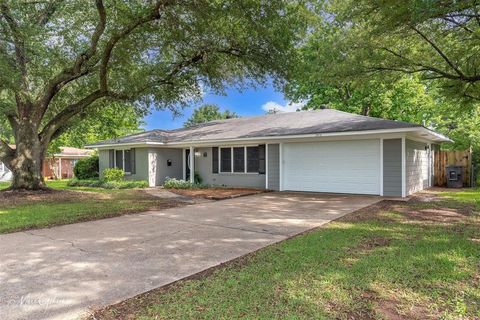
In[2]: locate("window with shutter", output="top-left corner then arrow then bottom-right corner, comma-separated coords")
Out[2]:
246,146 -> 259,172
115,150 -> 123,170
124,149 -> 132,173
212,147 -> 218,173
233,147 -> 245,172
258,144 -> 266,174
109,149 -> 115,168
220,148 -> 231,172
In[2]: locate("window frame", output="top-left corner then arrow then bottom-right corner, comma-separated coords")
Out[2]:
217,145 -> 260,175
114,149 -> 133,175
219,147 -> 232,173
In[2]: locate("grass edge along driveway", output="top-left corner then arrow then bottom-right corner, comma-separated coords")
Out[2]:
92,188 -> 480,320
0,180 -> 183,234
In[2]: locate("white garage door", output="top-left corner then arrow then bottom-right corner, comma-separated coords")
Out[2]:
283,140 -> 380,195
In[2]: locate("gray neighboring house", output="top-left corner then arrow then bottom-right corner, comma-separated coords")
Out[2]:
86,109 -> 450,197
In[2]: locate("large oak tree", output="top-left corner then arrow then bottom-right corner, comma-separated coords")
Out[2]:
0,0 -> 302,189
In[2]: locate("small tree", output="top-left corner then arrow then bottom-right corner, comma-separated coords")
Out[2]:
184,104 -> 238,127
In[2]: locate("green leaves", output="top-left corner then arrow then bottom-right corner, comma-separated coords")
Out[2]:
184,104 -> 238,127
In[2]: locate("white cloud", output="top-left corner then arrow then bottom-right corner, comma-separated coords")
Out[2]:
261,101 -> 305,113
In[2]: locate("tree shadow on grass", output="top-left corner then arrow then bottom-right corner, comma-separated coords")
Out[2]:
105,206 -> 480,320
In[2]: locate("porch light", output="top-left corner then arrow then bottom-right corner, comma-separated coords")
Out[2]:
194,151 -> 201,157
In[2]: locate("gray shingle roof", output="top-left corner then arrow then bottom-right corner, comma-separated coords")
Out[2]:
88,109 -> 423,146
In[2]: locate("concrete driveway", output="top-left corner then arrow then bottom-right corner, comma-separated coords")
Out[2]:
0,192 -> 380,320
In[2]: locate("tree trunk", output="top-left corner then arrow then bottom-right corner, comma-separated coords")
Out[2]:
8,126 -> 47,190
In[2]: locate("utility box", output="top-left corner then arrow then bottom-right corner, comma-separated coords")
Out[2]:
446,166 -> 464,188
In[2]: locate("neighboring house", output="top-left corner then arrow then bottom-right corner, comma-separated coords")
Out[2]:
0,147 -> 93,181
43,147 -> 94,179
0,161 -> 12,182
87,109 -> 450,197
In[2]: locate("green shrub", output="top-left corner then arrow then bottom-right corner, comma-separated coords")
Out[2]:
164,178 -> 193,189
101,180 -> 149,189
194,172 -> 203,184
103,168 -> 125,181
163,177 -> 208,189
73,155 -> 99,180
67,178 -> 148,189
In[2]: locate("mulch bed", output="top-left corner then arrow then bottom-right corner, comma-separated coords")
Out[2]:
168,188 -> 266,200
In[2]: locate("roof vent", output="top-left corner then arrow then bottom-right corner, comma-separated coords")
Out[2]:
319,104 -> 329,110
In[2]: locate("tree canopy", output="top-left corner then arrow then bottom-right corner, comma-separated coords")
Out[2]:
286,0 -> 480,156
184,104 -> 238,127
0,0 -> 304,189
293,0 -> 480,104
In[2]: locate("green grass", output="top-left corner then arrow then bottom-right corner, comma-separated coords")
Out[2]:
95,190 -> 480,320
0,180 -> 176,234
442,188 -> 480,209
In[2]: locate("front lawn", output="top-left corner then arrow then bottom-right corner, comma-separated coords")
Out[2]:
93,188 -> 480,320
0,180 -> 185,234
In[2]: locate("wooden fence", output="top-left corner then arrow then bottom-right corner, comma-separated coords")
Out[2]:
434,149 -> 472,187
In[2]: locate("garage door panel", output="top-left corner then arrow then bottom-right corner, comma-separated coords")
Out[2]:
283,140 -> 380,195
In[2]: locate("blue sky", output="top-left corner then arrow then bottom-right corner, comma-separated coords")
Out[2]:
143,82 -> 303,130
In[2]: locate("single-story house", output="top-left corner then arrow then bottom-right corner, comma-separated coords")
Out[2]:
0,147 -> 93,182
43,147 -> 94,179
87,109 -> 450,197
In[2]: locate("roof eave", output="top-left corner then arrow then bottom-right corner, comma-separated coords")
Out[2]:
86,127 -> 451,148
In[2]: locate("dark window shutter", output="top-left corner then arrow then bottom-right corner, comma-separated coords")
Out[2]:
258,144 -> 266,174
108,149 -> 114,168
247,146 -> 260,172
212,147 -> 218,173
131,148 -> 136,174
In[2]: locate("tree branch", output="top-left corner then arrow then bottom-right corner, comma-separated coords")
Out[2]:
36,0 -> 63,26
410,25 -> 465,78
99,0 -> 171,91
0,2 -> 28,91
39,90 -> 107,144
34,0 -> 106,122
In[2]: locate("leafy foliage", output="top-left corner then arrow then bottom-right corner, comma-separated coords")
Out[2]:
102,168 -> 125,182
163,177 -> 207,189
184,104 -> 238,127
297,0 -> 480,102
67,178 -> 148,189
0,0 -> 304,188
287,1 -> 480,176
73,155 -> 99,180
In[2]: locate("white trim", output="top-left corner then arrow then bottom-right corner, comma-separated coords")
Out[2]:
265,144 -> 269,189
401,137 -> 406,197
279,142 -> 283,191
380,138 -> 384,196
428,143 -> 433,188
189,146 -> 194,184
182,148 -> 186,180
86,127 -> 451,149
